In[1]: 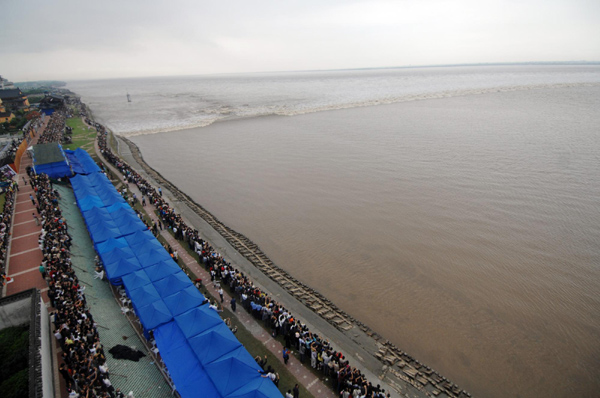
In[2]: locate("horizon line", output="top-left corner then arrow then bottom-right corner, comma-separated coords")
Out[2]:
15,60 -> 600,84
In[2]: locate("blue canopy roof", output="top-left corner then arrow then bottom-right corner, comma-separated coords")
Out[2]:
122,270 -> 152,294
103,257 -> 143,284
105,202 -> 132,212
98,189 -> 126,205
107,206 -> 137,219
135,246 -> 172,267
143,260 -> 181,282
82,206 -> 110,220
84,172 -> 112,187
73,187 -> 98,202
163,285 -> 206,317
100,247 -> 136,268
117,218 -> 147,237
175,305 -> 224,339
124,229 -> 156,246
204,347 -> 264,397
88,221 -> 121,243
73,148 -> 101,174
136,300 -> 173,331
154,322 -> 221,398
226,377 -> 282,398
129,284 -> 162,311
96,237 -> 128,254
153,272 -> 194,297
187,322 -> 242,366
78,195 -> 105,212
70,174 -> 94,191
83,210 -> 113,228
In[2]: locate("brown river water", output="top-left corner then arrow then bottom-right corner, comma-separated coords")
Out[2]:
130,86 -> 600,398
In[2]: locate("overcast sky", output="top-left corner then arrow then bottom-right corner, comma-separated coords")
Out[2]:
1,0 -> 599,82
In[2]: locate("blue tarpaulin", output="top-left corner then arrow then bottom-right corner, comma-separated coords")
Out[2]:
204,347 -> 264,397
33,143 -> 72,178
163,285 -> 206,316
155,322 -> 221,398
135,247 -> 173,267
143,260 -> 181,282
136,300 -> 173,331
122,270 -> 152,295
103,257 -> 142,285
153,272 -> 194,297
129,284 -> 162,311
187,322 -> 242,366
175,305 -> 224,339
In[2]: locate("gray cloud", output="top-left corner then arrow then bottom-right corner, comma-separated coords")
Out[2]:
1,0 -> 599,81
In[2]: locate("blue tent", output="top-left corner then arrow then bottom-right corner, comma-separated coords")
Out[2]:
204,347 -> 264,397
117,218 -> 147,237
78,195 -> 105,212
136,300 -> 173,331
163,285 -> 206,316
96,237 -> 128,254
73,187 -> 98,202
82,206 -> 110,220
109,210 -> 140,226
65,150 -> 84,175
134,246 -> 172,267
100,246 -> 136,267
32,143 -> 72,178
226,377 -> 282,398
153,272 -> 194,297
98,189 -> 126,206
74,148 -> 101,174
187,322 -> 242,366
175,305 -> 224,339
124,230 -> 156,247
153,321 -> 189,355
107,206 -> 137,219
122,270 -> 152,294
129,284 -> 162,311
105,202 -> 132,213
83,210 -> 113,228
70,173 -> 96,191
143,260 -> 181,282
104,257 -> 142,284
88,221 -> 121,243
84,172 -> 112,187
154,323 -> 221,398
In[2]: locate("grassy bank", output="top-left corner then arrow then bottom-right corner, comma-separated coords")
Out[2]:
63,116 -> 98,161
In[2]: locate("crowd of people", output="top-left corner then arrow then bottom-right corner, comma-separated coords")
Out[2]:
0,119 -> 34,285
94,122 -> 392,398
27,114 -> 123,398
32,173 -> 116,398
0,179 -> 17,286
37,108 -> 69,144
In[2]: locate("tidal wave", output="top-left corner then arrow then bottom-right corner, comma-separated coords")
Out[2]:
118,81 -> 598,137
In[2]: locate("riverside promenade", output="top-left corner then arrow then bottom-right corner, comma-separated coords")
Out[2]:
106,135 -> 431,398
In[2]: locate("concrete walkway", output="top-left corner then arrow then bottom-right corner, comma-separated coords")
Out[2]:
5,119 -> 47,301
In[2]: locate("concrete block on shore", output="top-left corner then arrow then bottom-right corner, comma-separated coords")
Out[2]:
403,367 -> 418,379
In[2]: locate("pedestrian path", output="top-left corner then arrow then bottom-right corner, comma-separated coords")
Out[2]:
5,120 -> 47,301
